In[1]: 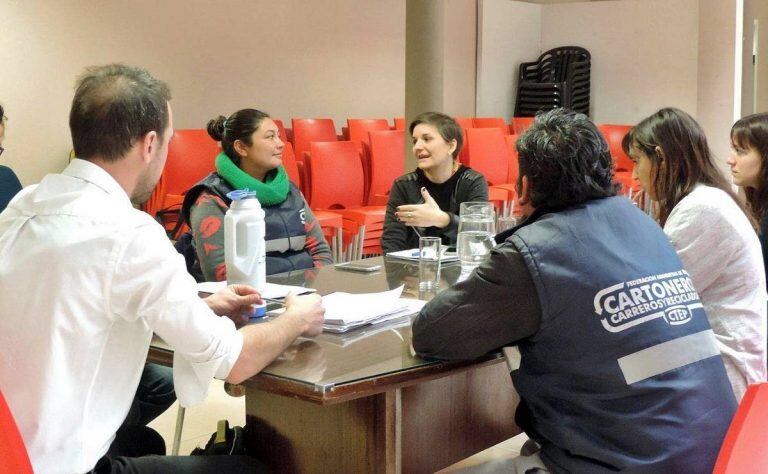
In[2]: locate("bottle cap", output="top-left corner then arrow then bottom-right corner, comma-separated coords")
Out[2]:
227,189 -> 258,201
250,302 -> 268,319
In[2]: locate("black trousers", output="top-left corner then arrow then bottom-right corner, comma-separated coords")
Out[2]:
94,426 -> 266,473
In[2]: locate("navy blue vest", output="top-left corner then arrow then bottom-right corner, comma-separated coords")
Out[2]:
182,173 -> 313,276
509,196 -> 736,473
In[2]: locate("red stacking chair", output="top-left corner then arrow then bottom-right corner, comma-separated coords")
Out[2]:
367,130 -> 405,205
142,129 -> 220,238
473,117 -> 508,133
598,124 -> 633,172
465,128 -> 515,215
511,117 -> 535,135
306,141 -> 386,257
504,134 -> 520,186
713,383 -> 768,473
281,142 -> 302,193
272,119 -> 289,144
454,117 -> 474,166
348,119 -> 390,150
312,210 -> 345,263
0,391 -> 33,474
393,117 -> 406,130
291,118 -> 338,163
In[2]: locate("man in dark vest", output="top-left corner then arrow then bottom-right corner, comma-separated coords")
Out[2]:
412,109 -> 737,473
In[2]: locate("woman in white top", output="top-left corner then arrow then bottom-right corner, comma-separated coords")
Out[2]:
622,107 -> 767,401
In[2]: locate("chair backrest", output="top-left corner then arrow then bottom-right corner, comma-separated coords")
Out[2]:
597,124 -> 634,171
713,383 -> 768,473
0,165 -> 23,213
347,119 -> 390,149
307,141 -> 365,210
393,117 -> 406,130
164,129 -> 221,198
465,128 -> 510,186
511,117 -> 535,135
291,118 -> 338,163
367,130 -> 405,204
281,142 -> 301,190
272,118 -> 289,144
0,391 -> 33,474
473,117 -> 508,133
452,117 -> 473,166
504,134 -> 520,185
598,124 -> 633,172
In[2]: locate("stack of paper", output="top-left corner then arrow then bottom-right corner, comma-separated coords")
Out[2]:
196,281 -> 316,299
385,248 -> 458,263
322,285 -> 427,333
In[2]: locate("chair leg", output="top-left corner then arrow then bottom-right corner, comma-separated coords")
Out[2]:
171,405 -> 185,455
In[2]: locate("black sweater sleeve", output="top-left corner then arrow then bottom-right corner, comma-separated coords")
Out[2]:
381,179 -> 413,253
412,242 -> 541,360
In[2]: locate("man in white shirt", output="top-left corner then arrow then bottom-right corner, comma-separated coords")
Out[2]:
0,64 -> 324,473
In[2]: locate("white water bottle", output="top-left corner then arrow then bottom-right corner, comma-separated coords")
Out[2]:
224,190 -> 266,317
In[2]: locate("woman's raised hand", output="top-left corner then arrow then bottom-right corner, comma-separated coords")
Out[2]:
395,187 -> 451,229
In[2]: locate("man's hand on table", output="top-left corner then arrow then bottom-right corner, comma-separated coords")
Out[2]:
205,284 -> 263,325
283,293 -> 325,337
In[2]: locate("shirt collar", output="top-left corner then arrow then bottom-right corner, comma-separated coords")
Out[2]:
62,159 -> 133,205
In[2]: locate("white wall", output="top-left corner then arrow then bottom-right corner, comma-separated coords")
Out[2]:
476,0 -> 542,119
698,0 -> 741,165
540,0 -> 700,124
443,0 -> 478,117
741,0 -> 768,115
0,0 -> 406,185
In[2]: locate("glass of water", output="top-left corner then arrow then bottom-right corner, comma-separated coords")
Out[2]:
458,202 -> 496,271
458,202 -> 496,234
419,237 -> 441,291
457,231 -> 495,271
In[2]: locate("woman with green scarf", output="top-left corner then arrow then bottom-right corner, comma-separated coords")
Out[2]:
181,108 -> 332,281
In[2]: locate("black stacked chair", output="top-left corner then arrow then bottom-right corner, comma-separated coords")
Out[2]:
514,46 -> 591,117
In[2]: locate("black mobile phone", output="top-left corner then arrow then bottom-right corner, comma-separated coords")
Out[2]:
334,262 -> 383,273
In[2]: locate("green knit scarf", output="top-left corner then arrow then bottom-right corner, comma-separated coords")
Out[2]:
215,152 -> 290,206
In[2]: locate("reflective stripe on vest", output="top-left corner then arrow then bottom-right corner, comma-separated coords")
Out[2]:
618,329 -> 721,384
265,235 -> 307,253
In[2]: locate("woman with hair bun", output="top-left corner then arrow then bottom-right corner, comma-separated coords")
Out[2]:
623,107 -> 766,401
180,108 -> 332,281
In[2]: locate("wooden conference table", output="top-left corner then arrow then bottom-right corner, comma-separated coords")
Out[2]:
149,257 -> 520,473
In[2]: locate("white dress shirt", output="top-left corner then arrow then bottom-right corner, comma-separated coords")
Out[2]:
664,184 -> 767,401
0,159 -> 243,473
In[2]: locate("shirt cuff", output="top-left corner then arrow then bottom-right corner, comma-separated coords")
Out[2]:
172,324 -> 244,407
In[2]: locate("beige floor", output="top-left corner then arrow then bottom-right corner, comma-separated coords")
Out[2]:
148,379 -> 245,455
148,379 -> 528,471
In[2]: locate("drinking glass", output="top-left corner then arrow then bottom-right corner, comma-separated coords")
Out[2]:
496,215 -> 518,234
418,237 -> 441,291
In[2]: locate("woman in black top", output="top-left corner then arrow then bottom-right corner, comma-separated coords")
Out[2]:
381,112 -> 489,252
728,112 -> 768,288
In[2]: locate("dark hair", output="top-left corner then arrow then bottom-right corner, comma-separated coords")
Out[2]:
207,109 -> 271,166
731,112 -> 768,223
0,103 -> 5,122
622,107 -> 749,226
516,109 -> 616,211
409,112 -> 463,159
69,64 -> 171,162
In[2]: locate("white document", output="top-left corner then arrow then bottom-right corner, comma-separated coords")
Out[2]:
385,248 -> 458,263
322,297 -> 427,333
196,281 -> 317,299
322,285 -> 408,325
